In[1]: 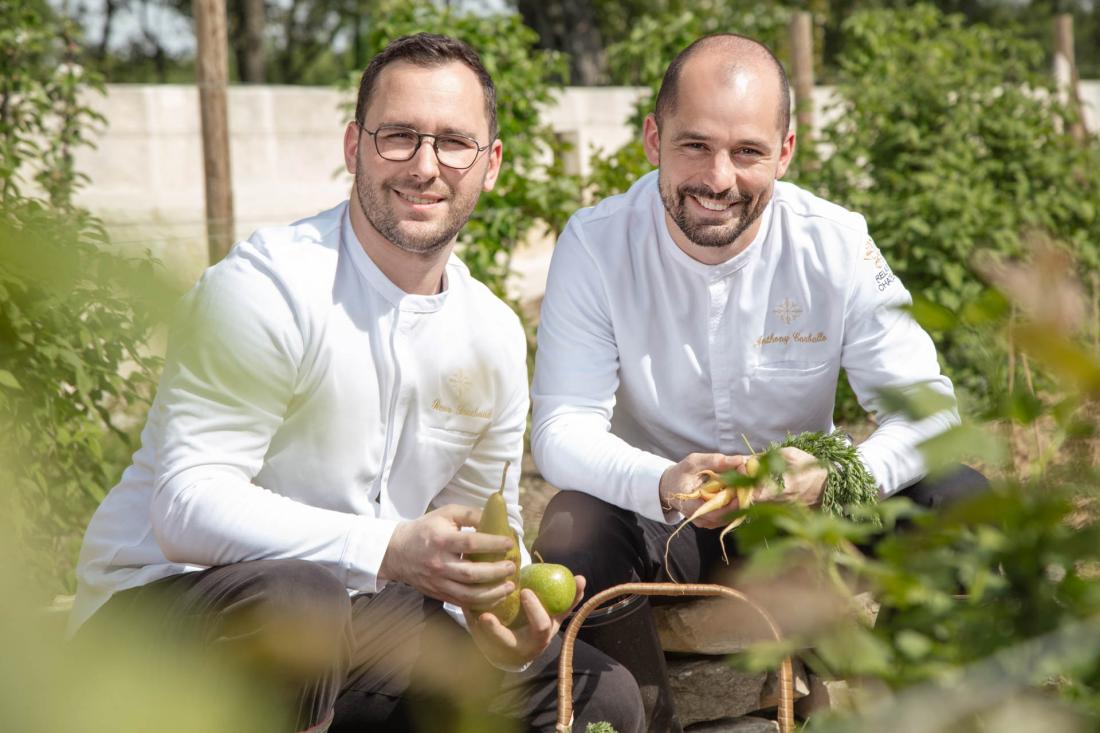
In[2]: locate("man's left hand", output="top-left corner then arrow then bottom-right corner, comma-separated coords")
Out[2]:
755,447 -> 828,507
462,575 -> 586,669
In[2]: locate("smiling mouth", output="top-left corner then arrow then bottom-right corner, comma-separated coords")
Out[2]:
394,189 -> 444,205
690,193 -> 734,211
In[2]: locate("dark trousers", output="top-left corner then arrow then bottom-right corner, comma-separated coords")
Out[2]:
77,559 -> 643,733
532,466 -> 990,729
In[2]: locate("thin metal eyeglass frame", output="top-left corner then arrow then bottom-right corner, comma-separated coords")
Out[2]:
356,121 -> 489,170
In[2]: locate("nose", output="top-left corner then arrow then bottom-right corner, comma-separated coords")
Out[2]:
408,136 -> 442,180
700,151 -> 738,196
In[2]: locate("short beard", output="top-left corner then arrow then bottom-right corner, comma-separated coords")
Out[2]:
658,172 -> 766,249
355,165 -> 479,257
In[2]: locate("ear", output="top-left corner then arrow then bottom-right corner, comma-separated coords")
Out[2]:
775,129 -> 797,179
343,121 -> 361,174
481,138 -> 504,192
642,113 -> 661,168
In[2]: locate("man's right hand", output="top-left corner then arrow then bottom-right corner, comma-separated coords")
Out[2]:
659,453 -> 747,529
378,504 -> 517,608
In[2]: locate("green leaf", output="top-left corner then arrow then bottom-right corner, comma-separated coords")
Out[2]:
0,369 -> 21,390
815,624 -> 894,677
1012,324 -> 1100,395
907,295 -> 957,332
919,425 -> 1008,474
959,286 -> 1007,323
877,384 -> 957,421
1000,390 -> 1044,425
895,629 -> 933,660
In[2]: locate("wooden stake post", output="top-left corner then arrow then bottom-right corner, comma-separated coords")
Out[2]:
1053,13 -> 1087,144
789,11 -> 816,164
193,0 -> 235,264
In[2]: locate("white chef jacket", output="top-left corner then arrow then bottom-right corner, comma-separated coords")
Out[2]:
531,171 -> 959,524
71,201 -> 529,633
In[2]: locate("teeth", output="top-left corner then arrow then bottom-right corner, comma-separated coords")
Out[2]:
694,196 -> 732,211
397,191 -> 440,205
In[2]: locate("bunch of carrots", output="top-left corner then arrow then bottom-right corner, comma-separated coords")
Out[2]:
664,430 -> 881,573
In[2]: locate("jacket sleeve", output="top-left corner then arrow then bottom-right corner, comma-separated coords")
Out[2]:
531,219 -> 675,523
149,248 -> 397,593
841,237 -> 960,496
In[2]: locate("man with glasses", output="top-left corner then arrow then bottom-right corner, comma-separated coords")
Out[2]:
70,33 -> 642,733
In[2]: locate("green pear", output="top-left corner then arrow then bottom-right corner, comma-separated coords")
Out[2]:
468,463 -> 521,626
519,563 -> 576,616
467,489 -> 512,563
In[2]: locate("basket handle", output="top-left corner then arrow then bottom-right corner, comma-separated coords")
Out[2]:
556,582 -> 794,733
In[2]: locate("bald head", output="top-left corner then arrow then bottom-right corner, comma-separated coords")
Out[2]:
654,34 -> 790,138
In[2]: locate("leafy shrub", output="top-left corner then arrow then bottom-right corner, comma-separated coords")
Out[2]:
605,0 -> 790,114
796,5 -> 1100,410
349,0 -> 583,298
587,1 -> 791,201
0,2 -> 103,208
0,4 -> 164,598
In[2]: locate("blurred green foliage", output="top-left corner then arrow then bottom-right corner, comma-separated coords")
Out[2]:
346,0 -> 583,298
0,526 -> 287,732
0,4 -> 167,599
0,2 -> 103,208
797,5 -> 1100,412
722,249 -> 1100,728
604,1 -> 791,96
585,0 -> 791,202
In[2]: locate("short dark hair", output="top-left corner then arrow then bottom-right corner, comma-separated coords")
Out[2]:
654,34 -> 791,137
354,33 -> 498,140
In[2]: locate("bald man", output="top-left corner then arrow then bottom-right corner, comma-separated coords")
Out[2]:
530,34 -> 984,730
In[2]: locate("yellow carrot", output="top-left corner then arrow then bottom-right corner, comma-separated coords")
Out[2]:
671,470 -> 725,502
663,487 -> 735,583
718,486 -> 756,563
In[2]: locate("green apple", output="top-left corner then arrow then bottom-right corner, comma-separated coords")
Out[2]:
519,563 -> 577,616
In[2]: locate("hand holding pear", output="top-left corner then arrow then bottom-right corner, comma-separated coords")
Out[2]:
467,462 -> 522,626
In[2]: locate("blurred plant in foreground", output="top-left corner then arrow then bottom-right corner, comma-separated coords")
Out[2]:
722,235 -> 1100,731
0,519 -> 286,733
0,3 -> 172,598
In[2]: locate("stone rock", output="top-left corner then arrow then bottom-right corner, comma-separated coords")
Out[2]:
794,675 -> 852,718
758,657 -> 809,710
684,716 -> 780,732
852,591 -> 880,627
667,655 -> 768,727
654,597 -> 764,654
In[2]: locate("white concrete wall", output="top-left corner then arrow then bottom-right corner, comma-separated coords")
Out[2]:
1080,80 -> 1100,135
74,84 -> 650,290
74,81 -> 1100,293
75,85 -> 355,286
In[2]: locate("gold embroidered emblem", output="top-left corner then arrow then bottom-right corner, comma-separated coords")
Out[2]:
864,237 -> 896,290
432,368 -> 491,420
864,238 -> 885,270
447,369 -> 472,400
773,298 -> 803,325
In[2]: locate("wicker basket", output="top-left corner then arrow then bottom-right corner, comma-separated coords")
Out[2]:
556,582 -> 795,733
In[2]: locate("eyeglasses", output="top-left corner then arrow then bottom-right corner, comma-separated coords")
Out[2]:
357,122 -> 489,170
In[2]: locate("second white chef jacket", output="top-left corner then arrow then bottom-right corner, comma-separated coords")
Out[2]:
532,171 -> 959,523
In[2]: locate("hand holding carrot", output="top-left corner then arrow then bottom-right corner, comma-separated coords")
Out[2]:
659,452 -> 749,529
767,446 -> 828,506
